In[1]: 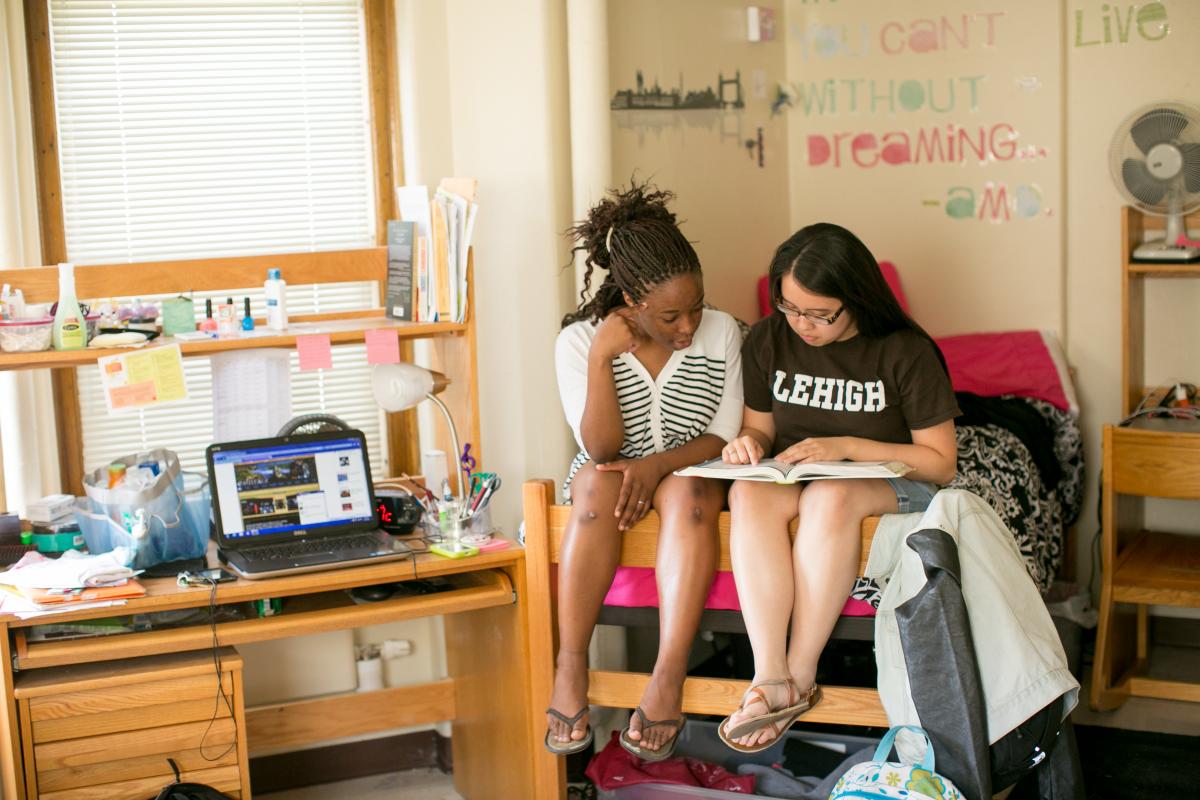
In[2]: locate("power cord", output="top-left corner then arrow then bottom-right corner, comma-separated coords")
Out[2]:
199,575 -> 237,762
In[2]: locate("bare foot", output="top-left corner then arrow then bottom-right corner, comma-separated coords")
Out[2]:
722,677 -> 798,749
546,650 -> 590,746
626,669 -> 684,751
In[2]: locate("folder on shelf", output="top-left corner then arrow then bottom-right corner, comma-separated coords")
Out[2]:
430,197 -> 452,322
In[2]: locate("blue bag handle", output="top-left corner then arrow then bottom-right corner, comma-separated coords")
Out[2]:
872,725 -> 935,772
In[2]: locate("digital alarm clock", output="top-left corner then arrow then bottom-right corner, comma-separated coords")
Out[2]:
375,489 -> 424,535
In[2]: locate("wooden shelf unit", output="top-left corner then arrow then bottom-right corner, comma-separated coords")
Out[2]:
1091,207 -> 1200,711
0,315 -> 467,371
1119,205 -> 1200,416
0,248 -> 481,496
0,248 -> 533,800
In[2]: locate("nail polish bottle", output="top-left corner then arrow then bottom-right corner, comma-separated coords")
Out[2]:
241,297 -> 254,331
198,298 -> 218,335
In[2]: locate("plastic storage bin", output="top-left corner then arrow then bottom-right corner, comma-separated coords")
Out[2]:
0,317 -> 53,352
597,720 -> 880,800
75,449 -> 210,569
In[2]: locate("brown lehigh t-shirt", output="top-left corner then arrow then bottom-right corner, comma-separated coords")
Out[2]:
742,313 -> 960,454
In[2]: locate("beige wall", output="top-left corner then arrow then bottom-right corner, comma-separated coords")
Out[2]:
784,0 -> 1064,337
608,0 -> 791,324
602,0 -> 1200,590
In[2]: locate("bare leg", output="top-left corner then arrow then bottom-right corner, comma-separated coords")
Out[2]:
786,479 -> 897,694
625,474 -> 724,751
547,463 -> 624,746
723,479 -> 805,747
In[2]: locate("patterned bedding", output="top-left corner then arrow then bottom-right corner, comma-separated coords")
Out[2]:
848,396 -> 1084,608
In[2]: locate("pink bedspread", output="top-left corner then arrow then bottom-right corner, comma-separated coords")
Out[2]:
603,566 -> 877,616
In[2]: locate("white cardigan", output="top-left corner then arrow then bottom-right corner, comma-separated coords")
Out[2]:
867,489 -> 1080,760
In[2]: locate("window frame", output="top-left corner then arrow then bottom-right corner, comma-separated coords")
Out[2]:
23,0 -> 416,493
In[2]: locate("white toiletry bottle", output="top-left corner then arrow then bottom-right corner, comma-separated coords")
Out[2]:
52,262 -> 87,350
264,268 -> 288,331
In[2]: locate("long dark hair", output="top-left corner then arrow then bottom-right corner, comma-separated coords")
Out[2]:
768,223 -> 948,371
561,179 -> 700,328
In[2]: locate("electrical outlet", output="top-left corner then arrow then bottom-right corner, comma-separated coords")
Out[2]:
381,638 -> 413,659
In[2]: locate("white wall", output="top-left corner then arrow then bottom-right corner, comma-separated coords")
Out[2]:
437,0 -> 578,532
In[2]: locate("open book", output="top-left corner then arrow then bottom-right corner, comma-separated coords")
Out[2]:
674,457 -> 912,483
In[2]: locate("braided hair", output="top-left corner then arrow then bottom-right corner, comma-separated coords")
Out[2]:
562,180 -> 701,328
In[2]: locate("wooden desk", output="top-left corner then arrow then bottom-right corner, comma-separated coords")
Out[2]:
0,544 -> 536,800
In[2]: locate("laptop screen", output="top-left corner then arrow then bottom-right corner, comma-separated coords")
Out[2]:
210,434 -> 375,541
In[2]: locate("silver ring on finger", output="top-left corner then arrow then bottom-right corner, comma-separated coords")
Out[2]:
636,499 -> 646,505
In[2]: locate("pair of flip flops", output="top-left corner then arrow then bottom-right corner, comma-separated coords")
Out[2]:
543,707 -> 594,755
717,679 -> 822,753
619,707 -> 687,762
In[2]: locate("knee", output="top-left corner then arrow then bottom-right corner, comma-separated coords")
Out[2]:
728,479 -> 763,508
660,478 -> 721,529
570,466 -> 621,522
797,482 -> 860,526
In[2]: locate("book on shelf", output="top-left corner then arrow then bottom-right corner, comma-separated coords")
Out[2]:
674,457 -> 913,483
385,220 -> 416,321
397,180 -> 478,323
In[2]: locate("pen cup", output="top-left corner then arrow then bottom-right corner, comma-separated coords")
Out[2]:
461,506 -> 496,545
435,498 -> 470,553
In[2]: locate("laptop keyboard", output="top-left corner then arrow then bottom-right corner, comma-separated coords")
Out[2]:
250,533 -> 383,563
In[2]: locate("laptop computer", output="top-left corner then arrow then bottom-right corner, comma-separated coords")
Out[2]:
206,429 -> 411,580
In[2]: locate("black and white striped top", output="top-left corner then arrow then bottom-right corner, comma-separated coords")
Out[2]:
555,309 -> 744,493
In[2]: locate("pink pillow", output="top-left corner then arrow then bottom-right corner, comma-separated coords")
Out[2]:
934,330 -> 1076,412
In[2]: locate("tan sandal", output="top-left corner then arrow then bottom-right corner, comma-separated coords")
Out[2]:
543,706 -> 593,755
619,707 -> 686,762
717,681 -> 822,753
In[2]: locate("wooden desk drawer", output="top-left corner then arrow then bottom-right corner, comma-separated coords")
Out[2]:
15,649 -> 250,800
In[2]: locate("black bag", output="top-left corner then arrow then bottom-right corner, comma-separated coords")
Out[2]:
150,759 -> 235,800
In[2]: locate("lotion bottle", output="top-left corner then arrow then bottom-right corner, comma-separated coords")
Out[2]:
264,268 -> 288,331
52,262 -> 87,350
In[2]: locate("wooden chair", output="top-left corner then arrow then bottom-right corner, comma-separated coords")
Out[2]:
522,478 -> 889,798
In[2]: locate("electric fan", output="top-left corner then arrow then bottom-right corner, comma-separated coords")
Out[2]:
275,413 -> 352,436
1108,102 -> 1200,262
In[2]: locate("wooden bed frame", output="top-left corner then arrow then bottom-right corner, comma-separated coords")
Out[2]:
522,478 -> 890,799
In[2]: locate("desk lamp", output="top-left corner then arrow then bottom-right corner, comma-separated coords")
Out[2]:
370,362 -> 464,505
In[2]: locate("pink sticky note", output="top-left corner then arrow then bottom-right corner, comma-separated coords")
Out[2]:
296,334 -> 333,371
365,328 -> 401,365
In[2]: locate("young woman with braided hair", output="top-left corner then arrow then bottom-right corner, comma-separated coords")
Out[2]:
545,181 -> 744,760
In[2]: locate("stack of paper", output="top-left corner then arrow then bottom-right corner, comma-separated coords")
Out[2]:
0,549 -> 144,620
395,179 -> 478,323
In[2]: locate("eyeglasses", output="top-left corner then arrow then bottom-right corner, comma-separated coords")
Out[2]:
774,302 -> 846,326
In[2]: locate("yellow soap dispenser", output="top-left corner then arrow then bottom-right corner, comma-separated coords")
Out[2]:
52,262 -> 87,350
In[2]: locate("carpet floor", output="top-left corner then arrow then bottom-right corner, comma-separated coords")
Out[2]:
1074,724 -> 1200,799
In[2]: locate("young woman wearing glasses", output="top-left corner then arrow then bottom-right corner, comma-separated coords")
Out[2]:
717,223 -> 960,752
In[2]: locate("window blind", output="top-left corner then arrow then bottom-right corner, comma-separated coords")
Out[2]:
49,0 -> 376,262
48,0 -> 388,476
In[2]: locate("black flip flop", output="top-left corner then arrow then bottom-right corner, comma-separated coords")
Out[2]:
619,707 -> 686,762
544,707 -> 593,756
